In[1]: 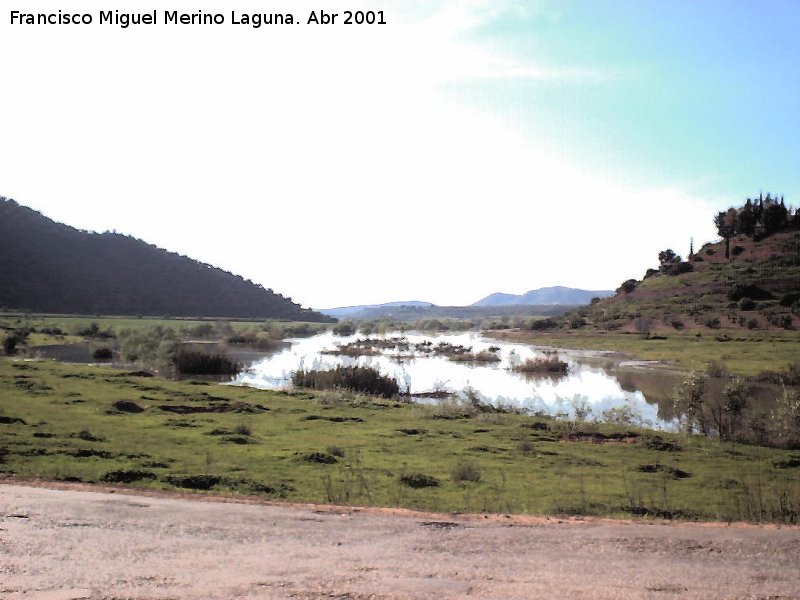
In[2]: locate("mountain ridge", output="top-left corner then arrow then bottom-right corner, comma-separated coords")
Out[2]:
321,301 -> 433,319
0,197 -> 331,321
473,286 -> 614,307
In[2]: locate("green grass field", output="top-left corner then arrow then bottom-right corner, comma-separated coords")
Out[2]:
1,358 -> 798,523
0,313 -> 329,350
493,329 -> 800,376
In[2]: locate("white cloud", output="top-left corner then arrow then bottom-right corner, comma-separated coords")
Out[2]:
0,0 -> 718,308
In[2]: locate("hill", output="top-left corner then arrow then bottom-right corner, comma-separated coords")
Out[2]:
321,303 -> 574,322
0,197 -> 332,321
321,301 -> 434,319
553,198 -> 800,335
473,286 -> 613,307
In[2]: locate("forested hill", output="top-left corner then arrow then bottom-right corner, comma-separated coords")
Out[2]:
0,198 -> 332,321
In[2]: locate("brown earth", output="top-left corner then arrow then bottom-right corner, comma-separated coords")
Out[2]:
2,482 -> 800,599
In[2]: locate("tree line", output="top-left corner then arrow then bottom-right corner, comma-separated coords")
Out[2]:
715,193 -> 799,258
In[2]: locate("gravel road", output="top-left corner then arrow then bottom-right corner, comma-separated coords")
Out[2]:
2,482 -> 799,599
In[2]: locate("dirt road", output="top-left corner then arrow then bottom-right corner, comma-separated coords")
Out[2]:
2,482 -> 799,599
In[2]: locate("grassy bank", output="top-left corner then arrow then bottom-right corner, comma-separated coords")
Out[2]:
1,358 -> 798,523
1,313 -> 329,342
489,329 -> 800,377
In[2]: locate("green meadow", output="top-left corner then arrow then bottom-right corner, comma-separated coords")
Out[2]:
494,329 -> 800,377
1,358 -> 798,523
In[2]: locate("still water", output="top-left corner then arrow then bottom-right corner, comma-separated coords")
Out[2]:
232,331 -> 678,430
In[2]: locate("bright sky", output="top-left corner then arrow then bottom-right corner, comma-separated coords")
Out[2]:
2,0 -> 798,309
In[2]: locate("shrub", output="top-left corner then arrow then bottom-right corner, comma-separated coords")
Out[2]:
738,297 -> 756,311
449,350 -> 501,363
731,245 -> 745,256
111,400 -> 145,413
400,473 -> 439,488
76,430 -> 104,442
233,423 -> 252,436
452,461 -> 481,483
92,347 -> 113,360
305,452 -> 338,464
728,283 -> 774,301
569,315 -> 587,329
164,474 -> 222,490
292,365 -> 399,398
706,248 -> 716,256
2,335 -> 18,355
673,372 -> 708,434
663,261 -> 694,276
658,248 -> 680,265
771,386 -> 800,448
332,321 -> 356,336
706,361 -> 728,378
528,318 -> 557,331
101,469 -> 156,484
634,317 -> 652,337
779,292 -> 800,307
512,356 -> 569,374
173,350 -> 241,376
77,322 -> 114,339
617,279 -> 639,294
703,317 -> 721,329
326,446 -> 346,458
771,314 -> 795,330
518,440 -> 535,454
747,318 -> 760,330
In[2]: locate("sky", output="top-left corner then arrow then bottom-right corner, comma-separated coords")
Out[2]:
1,0 -> 798,309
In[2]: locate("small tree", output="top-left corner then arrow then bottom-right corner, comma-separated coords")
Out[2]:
714,208 -> 737,259
739,200 -> 756,235
673,372 -> 707,434
772,386 -> 800,448
710,378 -> 748,440
658,249 -> 681,266
723,378 -> 748,440
763,201 -> 788,235
634,317 -> 652,338
617,279 -> 639,294
2,335 -> 18,355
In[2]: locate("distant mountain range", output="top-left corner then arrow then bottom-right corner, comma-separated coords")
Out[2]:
319,287 -> 611,321
319,303 -> 573,322
321,301 -> 433,319
473,286 -> 614,307
0,197 -> 331,321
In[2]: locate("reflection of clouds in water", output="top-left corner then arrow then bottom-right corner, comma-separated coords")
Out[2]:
232,331 -> 672,429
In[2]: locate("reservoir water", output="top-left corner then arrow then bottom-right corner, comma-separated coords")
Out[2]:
232,331 -> 678,429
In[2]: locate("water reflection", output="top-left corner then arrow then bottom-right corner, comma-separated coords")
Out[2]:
232,331 -> 678,430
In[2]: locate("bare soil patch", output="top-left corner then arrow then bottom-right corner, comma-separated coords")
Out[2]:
2,482 -> 800,599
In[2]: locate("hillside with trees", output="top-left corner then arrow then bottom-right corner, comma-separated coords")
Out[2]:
0,197 -> 332,321
536,194 -> 800,335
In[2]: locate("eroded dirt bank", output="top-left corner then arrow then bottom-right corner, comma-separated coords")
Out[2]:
2,483 -> 799,599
